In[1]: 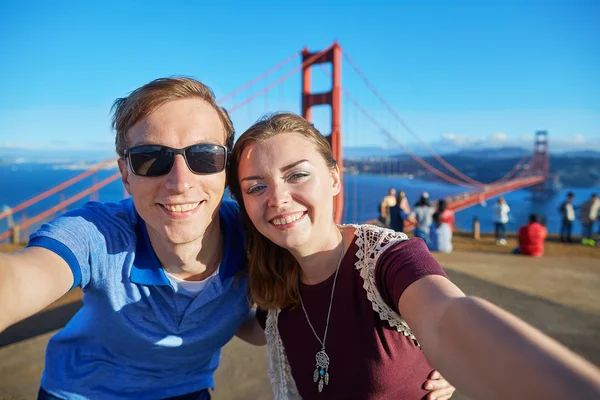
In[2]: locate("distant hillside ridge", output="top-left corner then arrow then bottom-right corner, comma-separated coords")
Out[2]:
343,146 -> 600,161
343,149 -> 600,188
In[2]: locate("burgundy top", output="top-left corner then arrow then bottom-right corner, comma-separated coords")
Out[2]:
257,237 -> 448,399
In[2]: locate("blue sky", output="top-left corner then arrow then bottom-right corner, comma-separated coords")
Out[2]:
1,0 -> 599,160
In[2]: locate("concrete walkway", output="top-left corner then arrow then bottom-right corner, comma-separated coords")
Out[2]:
1,251 -> 598,399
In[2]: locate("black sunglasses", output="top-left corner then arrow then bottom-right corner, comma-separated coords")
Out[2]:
124,144 -> 229,177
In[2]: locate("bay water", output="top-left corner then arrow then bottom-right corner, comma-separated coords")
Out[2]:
1,164 -> 598,240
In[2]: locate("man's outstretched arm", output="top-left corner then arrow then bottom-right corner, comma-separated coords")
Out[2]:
0,247 -> 73,332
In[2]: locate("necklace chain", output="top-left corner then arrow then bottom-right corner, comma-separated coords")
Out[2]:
298,233 -> 345,350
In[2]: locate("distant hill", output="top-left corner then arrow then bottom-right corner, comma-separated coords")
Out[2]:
452,146 -> 530,159
0,147 -> 116,164
344,150 -> 600,188
343,146 -> 600,161
560,150 -> 600,159
343,146 -> 406,159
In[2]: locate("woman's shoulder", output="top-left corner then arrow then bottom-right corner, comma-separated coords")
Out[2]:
350,224 -> 410,244
347,224 -> 428,258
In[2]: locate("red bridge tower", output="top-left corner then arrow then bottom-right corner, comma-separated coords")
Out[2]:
301,42 -> 343,223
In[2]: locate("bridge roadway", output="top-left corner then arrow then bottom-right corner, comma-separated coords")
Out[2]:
445,176 -> 546,213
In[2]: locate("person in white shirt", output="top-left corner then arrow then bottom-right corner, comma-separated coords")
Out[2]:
492,197 -> 510,245
579,193 -> 600,245
559,192 -> 576,243
430,212 -> 453,253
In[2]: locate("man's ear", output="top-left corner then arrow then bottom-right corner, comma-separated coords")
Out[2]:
331,164 -> 341,196
118,158 -> 131,195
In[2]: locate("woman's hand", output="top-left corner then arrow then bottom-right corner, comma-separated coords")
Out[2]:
424,370 -> 456,400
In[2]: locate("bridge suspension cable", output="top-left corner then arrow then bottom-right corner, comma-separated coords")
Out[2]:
342,87 -> 477,187
0,157 -> 118,222
0,172 -> 121,242
341,49 -> 528,187
217,52 -> 299,104
226,45 -> 334,114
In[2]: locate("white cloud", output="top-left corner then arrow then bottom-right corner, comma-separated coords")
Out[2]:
442,133 -> 456,140
573,134 -> 585,144
433,131 -> 600,153
441,132 -> 478,145
488,132 -> 508,142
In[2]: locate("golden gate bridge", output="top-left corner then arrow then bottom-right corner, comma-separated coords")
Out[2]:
0,42 -> 549,243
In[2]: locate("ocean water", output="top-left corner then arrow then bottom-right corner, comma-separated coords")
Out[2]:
342,174 -> 600,235
1,164 -> 598,241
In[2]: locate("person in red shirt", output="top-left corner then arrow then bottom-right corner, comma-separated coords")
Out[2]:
517,214 -> 547,257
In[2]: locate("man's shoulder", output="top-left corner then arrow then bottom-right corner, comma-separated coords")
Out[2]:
219,200 -> 241,224
78,199 -> 138,230
219,200 -> 244,245
34,198 -> 136,235
218,200 -> 247,279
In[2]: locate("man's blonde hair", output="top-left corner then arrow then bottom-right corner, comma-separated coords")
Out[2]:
111,76 -> 234,157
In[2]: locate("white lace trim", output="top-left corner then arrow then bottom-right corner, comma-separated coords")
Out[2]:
351,224 -> 418,343
264,224 -> 417,399
265,309 -> 301,400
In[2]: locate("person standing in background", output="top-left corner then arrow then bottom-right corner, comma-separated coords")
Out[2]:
379,188 -> 396,228
437,199 -> 455,231
430,212 -> 453,253
579,193 -> 600,246
398,190 -> 411,221
390,190 -> 410,232
409,193 -> 436,246
492,197 -> 510,246
388,192 -> 401,232
558,192 -> 576,243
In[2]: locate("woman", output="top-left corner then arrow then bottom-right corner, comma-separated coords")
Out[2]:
436,199 -> 455,232
429,212 -> 453,253
389,190 -> 409,232
229,113 -> 600,400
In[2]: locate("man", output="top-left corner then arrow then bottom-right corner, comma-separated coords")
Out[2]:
408,192 -> 436,246
558,192 -> 575,243
492,197 -> 510,245
579,193 -> 600,246
379,187 -> 396,228
516,214 -> 547,257
0,77 -> 263,399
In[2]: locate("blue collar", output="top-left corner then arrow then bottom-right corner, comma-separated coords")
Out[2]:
130,202 -> 245,286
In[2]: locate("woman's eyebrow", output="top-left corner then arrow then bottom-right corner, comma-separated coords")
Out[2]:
280,159 -> 309,172
240,160 -> 309,182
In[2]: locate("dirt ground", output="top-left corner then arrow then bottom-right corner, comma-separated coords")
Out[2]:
0,237 -> 599,399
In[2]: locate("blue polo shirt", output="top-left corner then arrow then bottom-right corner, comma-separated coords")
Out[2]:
28,199 -> 250,399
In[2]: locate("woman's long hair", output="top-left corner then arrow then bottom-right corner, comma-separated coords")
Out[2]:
437,199 -> 447,213
229,112 -> 338,310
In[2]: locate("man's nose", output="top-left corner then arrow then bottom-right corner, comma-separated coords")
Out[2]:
164,154 -> 194,192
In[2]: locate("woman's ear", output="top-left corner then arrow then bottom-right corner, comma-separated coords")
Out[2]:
330,164 -> 341,196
